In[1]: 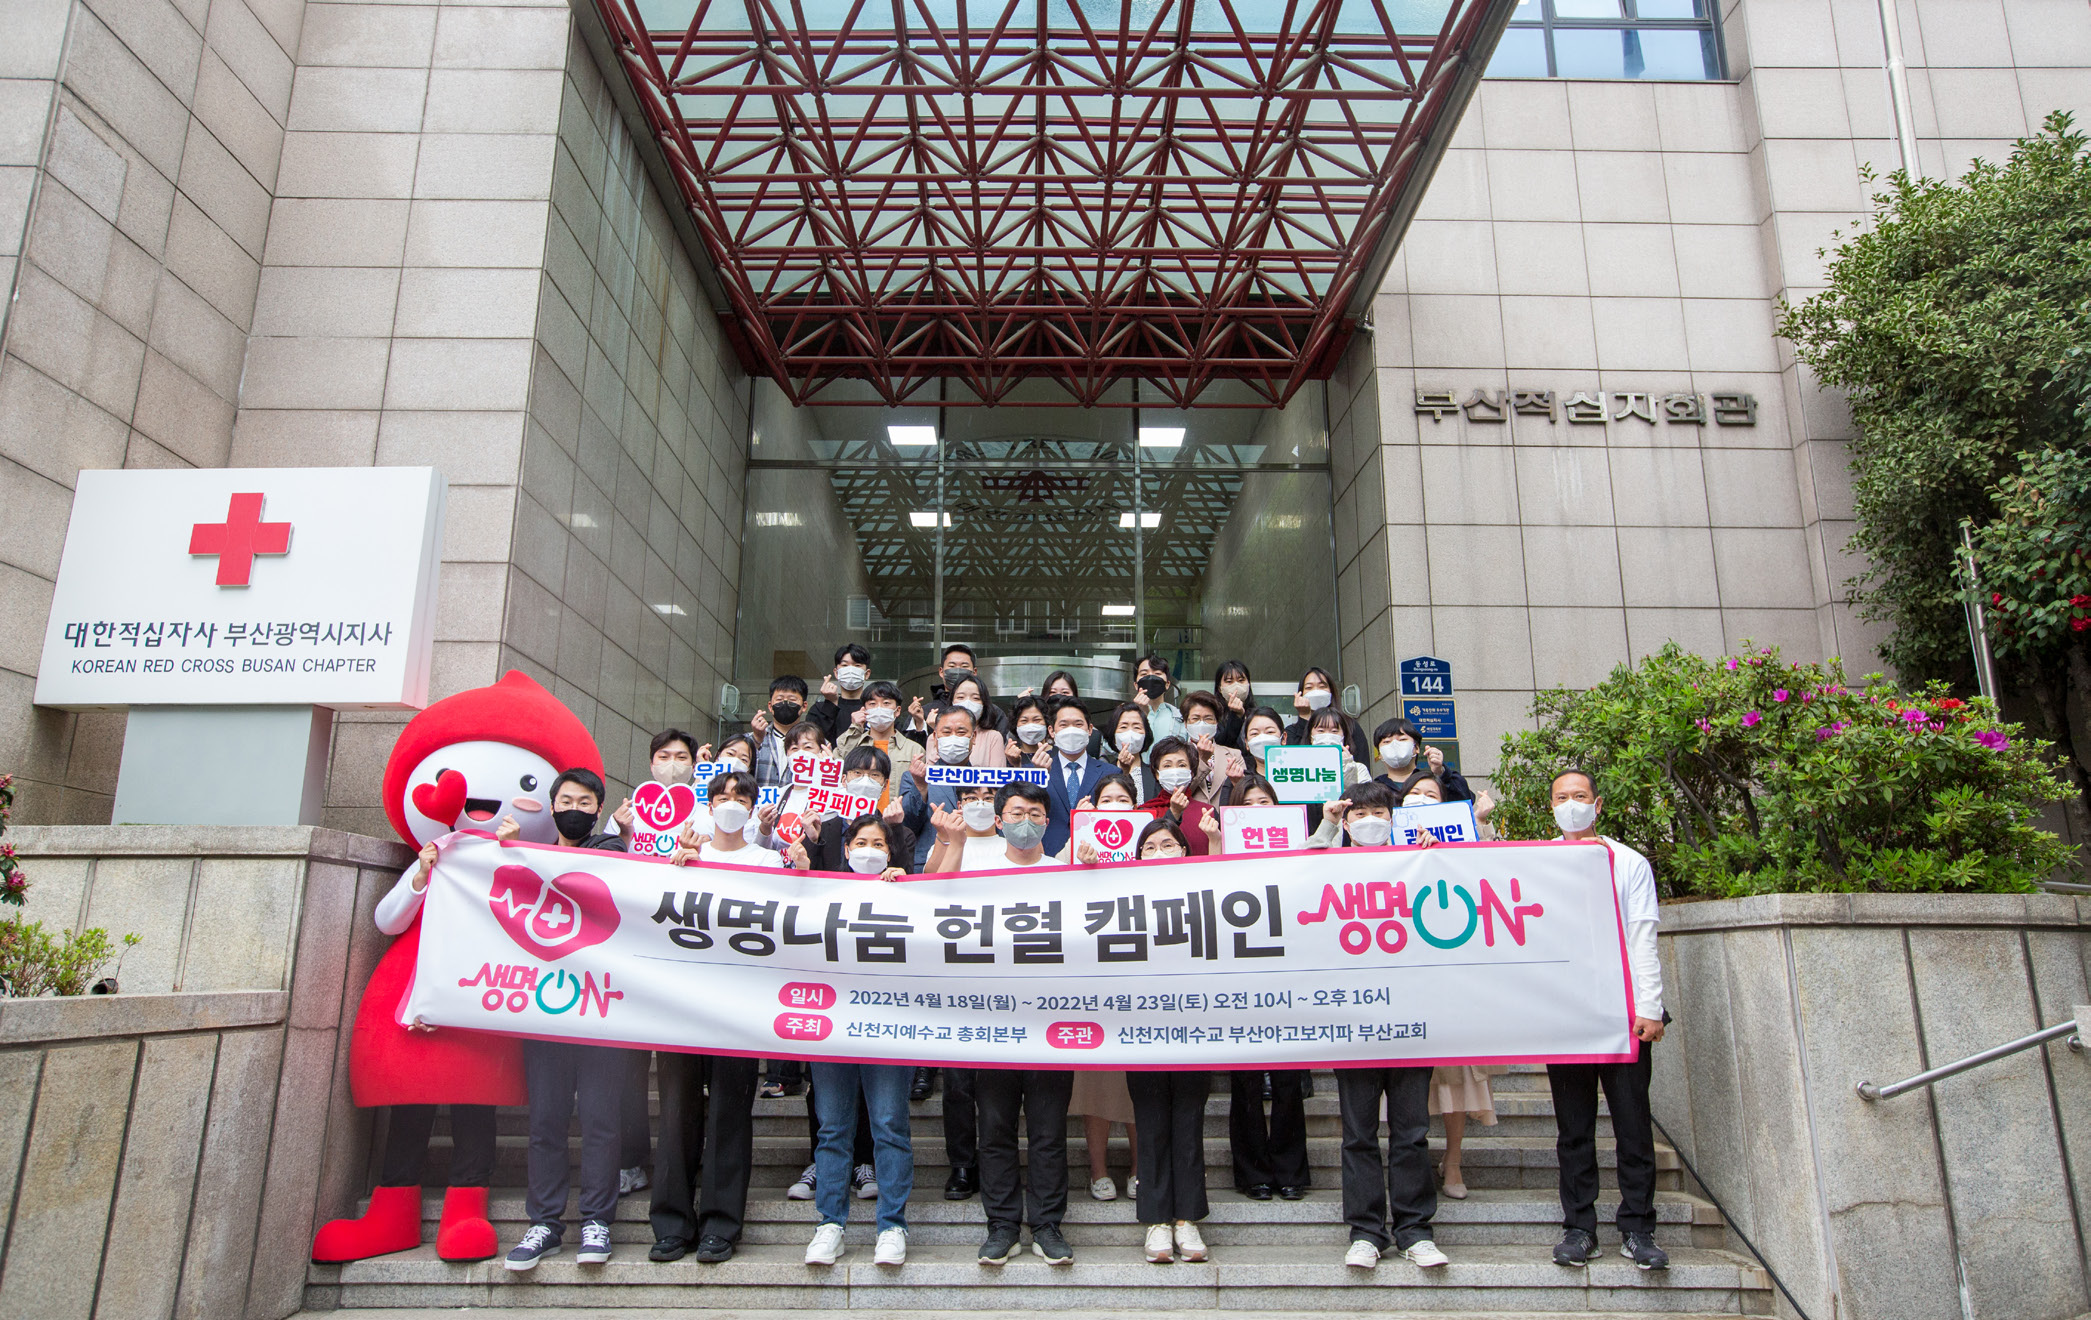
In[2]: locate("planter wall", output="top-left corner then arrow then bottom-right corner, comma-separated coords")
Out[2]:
1653,893 -> 2091,1320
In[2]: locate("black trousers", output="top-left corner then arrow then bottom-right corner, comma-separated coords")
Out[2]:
621,1049 -> 652,1169
975,1069 -> 1072,1231
802,1081 -> 874,1165
1229,1070 -> 1309,1190
1549,1036 -> 1657,1235
1335,1067 -> 1437,1250
379,1104 -> 495,1187
524,1040 -> 627,1228
944,1067 -> 978,1168
1129,1071 -> 1210,1224
649,1052 -> 760,1244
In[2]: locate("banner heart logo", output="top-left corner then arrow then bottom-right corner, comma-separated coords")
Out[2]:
632,781 -> 698,832
1094,817 -> 1132,850
488,864 -> 621,959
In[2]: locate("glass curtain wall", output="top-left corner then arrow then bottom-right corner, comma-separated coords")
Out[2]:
731,381 -> 1340,719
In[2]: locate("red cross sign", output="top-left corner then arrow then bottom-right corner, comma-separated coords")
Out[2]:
188,493 -> 292,586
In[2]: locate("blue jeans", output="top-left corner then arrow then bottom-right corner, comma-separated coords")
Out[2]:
811,1062 -> 913,1232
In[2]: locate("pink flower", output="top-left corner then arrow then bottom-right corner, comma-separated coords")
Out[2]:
1901,709 -> 1928,726
1974,729 -> 2010,751
1695,718 -> 1712,733
1742,711 -> 1762,727
1814,721 -> 1851,740
1772,689 -> 1790,702
1724,658 -> 1739,671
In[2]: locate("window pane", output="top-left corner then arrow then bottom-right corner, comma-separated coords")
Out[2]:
1630,0 -> 1706,16
1633,27 -> 1719,77
1485,27 -> 1550,75
1551,26 -> 1637,76
1552,0 -> 1624,17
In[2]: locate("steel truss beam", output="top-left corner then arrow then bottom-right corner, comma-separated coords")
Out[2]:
591,0 -> 1506,405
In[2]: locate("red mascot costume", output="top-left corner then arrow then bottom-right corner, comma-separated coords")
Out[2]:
311,671 -> 605,1264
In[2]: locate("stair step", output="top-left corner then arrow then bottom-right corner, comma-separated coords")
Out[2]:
303,1311 -> 1756,1320
310,1242 -> 1770,1312
392,1187 -> 1724,1248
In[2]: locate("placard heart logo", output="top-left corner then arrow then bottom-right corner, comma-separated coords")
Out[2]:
488,864 -> 620,959
632,781 -> 698,832
1093,817 -> 1132,850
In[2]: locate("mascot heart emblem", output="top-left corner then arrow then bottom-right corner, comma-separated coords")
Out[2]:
488,864 -> 621,959
1093,817 -> 1133,851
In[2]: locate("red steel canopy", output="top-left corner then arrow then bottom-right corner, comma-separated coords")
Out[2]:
590,0 -> 1512,406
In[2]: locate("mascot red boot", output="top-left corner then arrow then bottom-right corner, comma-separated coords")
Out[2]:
311,671 -> 604,1264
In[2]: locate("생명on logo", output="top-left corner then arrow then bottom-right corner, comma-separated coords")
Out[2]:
488,864 -> 621,959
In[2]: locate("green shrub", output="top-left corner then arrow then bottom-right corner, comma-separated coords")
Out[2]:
0,917 -> 140,998
1493,642 -> 2074,897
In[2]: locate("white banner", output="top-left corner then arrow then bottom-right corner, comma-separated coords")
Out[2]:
403,832 -> 1637,1069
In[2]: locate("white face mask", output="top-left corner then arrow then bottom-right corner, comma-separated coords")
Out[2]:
1347,816 -> 1394,847
1054,727 -> 1090,756
847,846 -> 889,874
1402,793 -> 1437,807
936,735 -> 971,764
1016,721 -> 1048,744
844,776 -> 882,799
1157,766 -> 1193,791
863,705 -> 897,730
710,800 -> 751,834
1381,738 -> 1416,768
1220,682 -> 1249,700
1303,688 -> 1332,710
1185,720 -> 1217,741
1117,730 -> 1145,754
1554,799 -> 1599,834
653,761 -> 695,785
836,665 -> 867,691
961,799 -> 997,831
956,698 -> 983,717
1246,733 -> 1280,757
1311,732 -> 1345,747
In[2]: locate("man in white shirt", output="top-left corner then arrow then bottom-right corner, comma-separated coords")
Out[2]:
1547,768 -> 1667,1272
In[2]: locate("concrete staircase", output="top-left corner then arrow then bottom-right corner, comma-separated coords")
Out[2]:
302,1065 -> 1770,1314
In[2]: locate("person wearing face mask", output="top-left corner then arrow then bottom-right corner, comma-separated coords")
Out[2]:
798,814 -> 916,1268
1123,819 -> 1213,1264
907,645 -> 981,732
896,704 -> 988,867
1132,737 -> 1213,854
1283,667 -> 1372,764
948,672 -> 1013,744
1041,697 -> 1114,857
1546,769 -> 1668,1271
648,771 -> 774,1269
749,676 -> 811,795
1003,694 -> 1054,768
1411,779 -> 1500,1200
1105,702 -> 1160,799
809,644 -> 874,742
1211,660 -> 1255,749
1025,670 -> 1105,757
837,681 -> 924,779
491,770 -> 632,1272
1132,653 -> 1185,743
1369,717 -> 1479,807
792,748 -> 917,873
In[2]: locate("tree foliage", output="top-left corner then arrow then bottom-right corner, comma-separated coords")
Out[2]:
1778,112 -> 2091,688
1492,643 -> 2073,898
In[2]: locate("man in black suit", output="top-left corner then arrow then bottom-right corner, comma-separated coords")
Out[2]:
1042,697 -> 1112,857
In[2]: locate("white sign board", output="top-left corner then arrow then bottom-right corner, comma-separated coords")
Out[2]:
1218,804 -> 1311,853
35,467 -> 444,710
1390,800 -> 1480,846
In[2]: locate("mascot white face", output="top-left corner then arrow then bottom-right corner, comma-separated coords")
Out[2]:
397,739 -> 561,847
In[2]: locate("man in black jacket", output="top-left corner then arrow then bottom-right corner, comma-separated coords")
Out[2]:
809,643 -> 874,742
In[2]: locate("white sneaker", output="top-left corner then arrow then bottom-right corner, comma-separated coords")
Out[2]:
852,1163 -> 879,1199
787,1163 -> 816,1200
619,1165 -> 649,1195
1089,1176 -> 1117,1201
1401,1239 -> 1450,1268
1173,1220 -> 1207,1262
1344,1239 -> 1380,1269
1127,1175 -> 1139,1199
1144,1223 -> 1174,1263
874,1226 -> 907,1265
804,1222 -> 847,1266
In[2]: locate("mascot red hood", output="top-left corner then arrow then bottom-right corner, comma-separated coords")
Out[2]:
315,671 -> 607,1267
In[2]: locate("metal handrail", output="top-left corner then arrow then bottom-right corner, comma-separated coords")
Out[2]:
1858,1019 -> 2083,1101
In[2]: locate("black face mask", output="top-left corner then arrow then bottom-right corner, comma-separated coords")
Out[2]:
942,667 -> 971,690
772,701 -> 803,725
553,808 -> 599,841
1138,675 -> 1169,698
